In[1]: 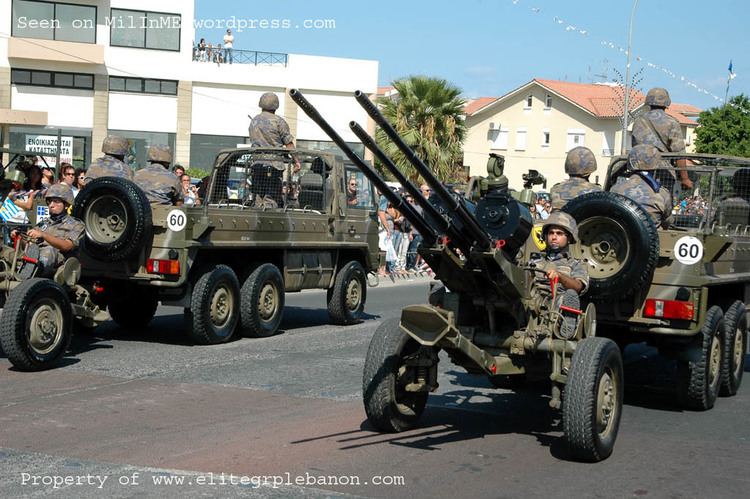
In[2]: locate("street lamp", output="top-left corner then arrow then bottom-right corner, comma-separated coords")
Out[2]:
620,0 -> 640,154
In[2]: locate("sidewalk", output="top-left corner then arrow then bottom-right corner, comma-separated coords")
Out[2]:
367,269 -> 434,287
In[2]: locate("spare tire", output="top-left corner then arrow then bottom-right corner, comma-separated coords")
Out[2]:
563,191 -> 659,300
72,177 -> 152,262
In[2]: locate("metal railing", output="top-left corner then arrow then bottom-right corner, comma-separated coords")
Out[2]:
193,47 -> 288,66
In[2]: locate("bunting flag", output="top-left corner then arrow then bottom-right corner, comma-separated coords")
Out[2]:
0,198 -> 21,222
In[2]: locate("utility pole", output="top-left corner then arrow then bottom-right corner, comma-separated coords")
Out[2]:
620,0 -> 640,154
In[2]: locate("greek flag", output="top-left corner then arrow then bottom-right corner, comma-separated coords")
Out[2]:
36,205 -> 50,222
0,198 -> 21,221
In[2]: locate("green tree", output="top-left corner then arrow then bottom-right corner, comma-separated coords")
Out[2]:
695,94 -> 750,157
376,76 -> 466,182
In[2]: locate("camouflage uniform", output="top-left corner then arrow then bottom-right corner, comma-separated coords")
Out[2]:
134,163 -> 183,205
86,135 -> 133,182
550,147 -> 601,210
611,144 -> 672,227
34,184 -> 85,273
530,252 -> 589,296
248,111 -> 294,148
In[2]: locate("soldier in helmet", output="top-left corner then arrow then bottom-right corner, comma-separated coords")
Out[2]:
11,183 -> 84,277
248,92 -> 294,149
528,211 -> 589,337
134,145 -> 183,206
550,146 -> 602,210
86,135 -> 133,182
632,87 -> 693,190
611,144 -> 672,227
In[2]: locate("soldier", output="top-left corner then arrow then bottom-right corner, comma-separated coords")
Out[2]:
716,168 -> 750,226
611,144 -> 672,227
134,145 -> 183,206
529,211 -> 589,337
631,87 -> 693,190
12,183 -> 84,277
550,146 -> 602,210
248,93 -> 294,149
86,135 -> 133,182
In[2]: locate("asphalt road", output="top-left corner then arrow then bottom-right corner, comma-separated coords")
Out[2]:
0,278 -> 748,498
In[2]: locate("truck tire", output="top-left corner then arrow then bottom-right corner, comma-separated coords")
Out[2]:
108,287 -> 158,330
677,305 -> 724,410
240,263 -> 285,338
564,191 -> 659,300
327,261 -> 367,325
563,337 -> 623,462
362,318 -> 431,432
186,265 -> 240,344
720,301 -> 746,397
72,177 -> 152,262
0,279 -> 72,371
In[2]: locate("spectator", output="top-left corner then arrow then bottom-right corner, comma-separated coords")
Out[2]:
182,174 -> 201,206
58,163 -> 76,197
223,29 -> 234,64
206,43 -> 213,62
198,38 -> 206,61
41,165 -> 55,187
174,164 -> 185,178
74,168 -> 87,194
10,164 -> 44,212
216,43 -> 224,65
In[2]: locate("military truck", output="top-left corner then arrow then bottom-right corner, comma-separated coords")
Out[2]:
291,89 -> 748,462
64,147 -> 380,346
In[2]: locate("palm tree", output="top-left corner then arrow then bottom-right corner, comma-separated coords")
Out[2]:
376,76 -> 466,182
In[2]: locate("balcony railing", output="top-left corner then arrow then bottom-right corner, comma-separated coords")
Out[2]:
193,47 -> 288,67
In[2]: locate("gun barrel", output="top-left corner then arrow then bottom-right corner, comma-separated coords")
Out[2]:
289,89 -> 437,243
353,90 -> 491,250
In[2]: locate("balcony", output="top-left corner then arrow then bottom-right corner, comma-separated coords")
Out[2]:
192,47 -> 288,67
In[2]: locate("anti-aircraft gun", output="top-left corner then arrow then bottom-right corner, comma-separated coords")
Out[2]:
290,89 -> 623,462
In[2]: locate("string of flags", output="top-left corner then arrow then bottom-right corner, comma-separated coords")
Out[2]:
506,0 -> 731,104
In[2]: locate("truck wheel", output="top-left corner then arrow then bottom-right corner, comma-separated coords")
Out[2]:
564,191 -> 659,300
72,177 -> 152,262
720,301 -> 746,397
327,261 -> 367,325
186,265 -> 240,344
240,263 -> 285,338
363,318 -> 430,432
0,279 -> 72,371
108,288 -> 158,330
563,337 -> 623,462
677,305 -> 724,410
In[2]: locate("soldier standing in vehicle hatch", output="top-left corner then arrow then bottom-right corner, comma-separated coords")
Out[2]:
134,145 -> 183,206
631,87 -> 693,191
528,211 -> 589,337
550,146 -> 602,211
611,144 -> 672,228
248,93 -> 294,149
86,135 -> 133,182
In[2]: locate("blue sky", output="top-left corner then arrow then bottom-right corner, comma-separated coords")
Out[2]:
195,0 -> 749,110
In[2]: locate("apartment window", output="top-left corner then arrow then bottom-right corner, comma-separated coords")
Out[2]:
109,76 -> 178,96
567,130 -> 586,151
12,0 -> 96,44
542,131 -> 550,147
491,129 -> 509,150
526,95 -> 533,108
545,94 -> 552,108
11,68 -> 94,90
515,129 -> 527,151
110,8 -> 181,51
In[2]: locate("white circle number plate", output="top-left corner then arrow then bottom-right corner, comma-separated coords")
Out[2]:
167,209 -> 187,232
674,236 -> 703,265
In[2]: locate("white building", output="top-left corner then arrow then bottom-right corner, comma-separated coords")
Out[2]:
0,0 -> 378,170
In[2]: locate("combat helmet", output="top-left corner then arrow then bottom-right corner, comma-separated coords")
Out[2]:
564,147 -> 597,176
259,92 -> 279,111
102,135 -> 128,156
628,144 -> 662,171
147,144 -> 172,165
542,211 -> 578,244
645,87 -> 671,108
44,183 -> 74,206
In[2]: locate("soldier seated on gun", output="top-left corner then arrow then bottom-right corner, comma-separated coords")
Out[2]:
528,211 -> 589,338
550,146 -> 602,211
134,145 -> 183,206
611,144 -> 672,228
86,135 -> 133,183
11,184 -> 84,278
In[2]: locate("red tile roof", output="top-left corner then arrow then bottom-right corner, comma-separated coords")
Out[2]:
464,97 -> 498,116
377,86 -> 395,96
535,79 -> 644,118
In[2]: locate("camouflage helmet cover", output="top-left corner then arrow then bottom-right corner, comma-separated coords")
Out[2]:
564,146 -> 597,175
44,182 -> 74,205
102,135 -> 128,156
542,210 -> 578,244
147,144 -> 172,164
645,87 -> 671,108
259,92 -> 280,111
628,144 -> 662,171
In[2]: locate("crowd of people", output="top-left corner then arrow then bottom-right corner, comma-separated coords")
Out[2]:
194,29 -> 235,65
376,183 -> 429,278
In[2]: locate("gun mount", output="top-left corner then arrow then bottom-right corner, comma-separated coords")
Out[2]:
291,89 -> 620,462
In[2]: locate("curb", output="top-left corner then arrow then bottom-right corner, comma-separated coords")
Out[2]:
367,271 -> 434,287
